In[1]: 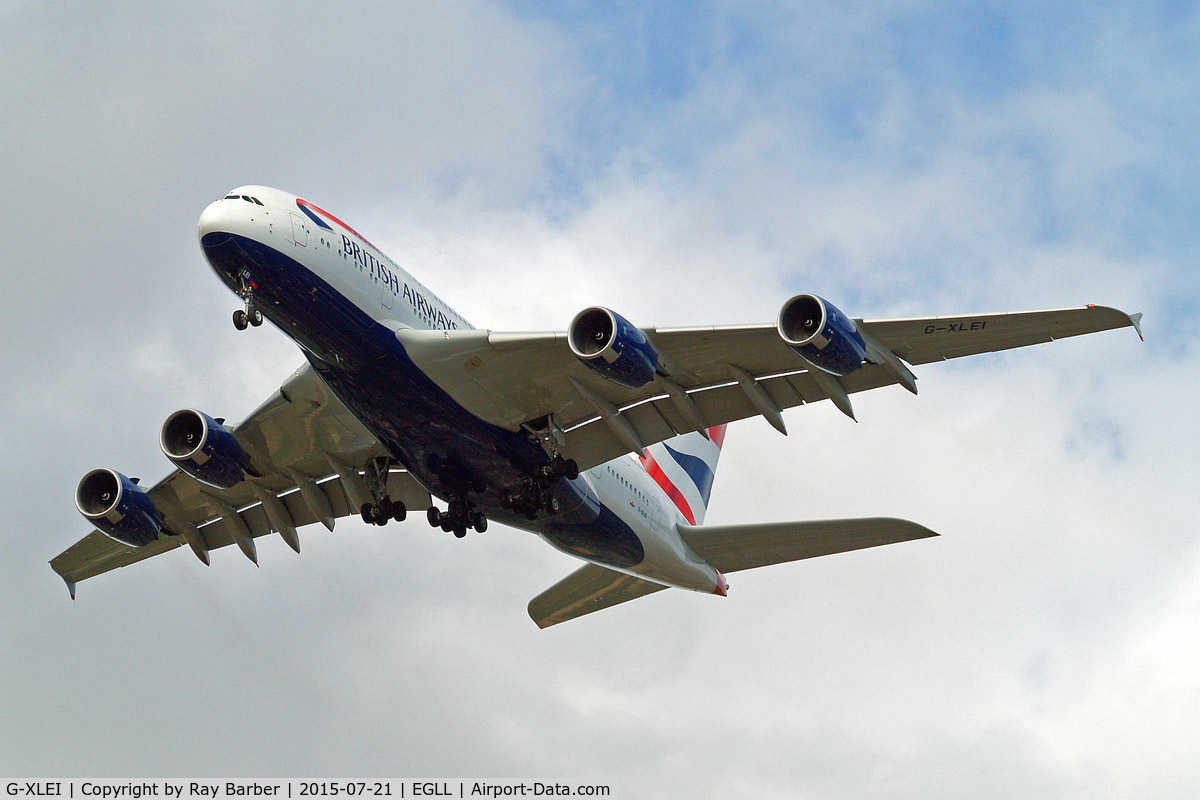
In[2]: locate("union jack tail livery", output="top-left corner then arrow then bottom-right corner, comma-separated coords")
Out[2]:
639,425 -> 727,526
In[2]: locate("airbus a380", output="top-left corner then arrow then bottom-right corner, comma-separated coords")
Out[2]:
52,185 -> 1143,627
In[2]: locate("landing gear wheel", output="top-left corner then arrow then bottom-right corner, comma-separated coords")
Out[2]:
472,512 -> 488,533
452,524 -> 467,538
391,502 -> 407,522
563,459 -> 579,480
545,495 -> 562,515
232,309 -> 248,330
249,308 -> 264,327
360,503 -> 373,524
427,506 -> 441,527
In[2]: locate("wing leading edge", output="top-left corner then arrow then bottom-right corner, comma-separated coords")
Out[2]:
401,305 -> 1142,474
51,363 -> 431,593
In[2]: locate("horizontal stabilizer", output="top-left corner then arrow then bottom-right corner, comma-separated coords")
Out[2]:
528,564 -> 667,629
678,516 -> 938,574
528,517 -> 937,627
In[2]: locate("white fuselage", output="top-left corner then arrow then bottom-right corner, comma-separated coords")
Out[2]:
198,186 -> 725,596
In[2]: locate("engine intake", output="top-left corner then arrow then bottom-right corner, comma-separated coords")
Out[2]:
75,468 -> 163,547
568,307 -> 659,389
160,409 -> 249,489
777,294 -> 868,376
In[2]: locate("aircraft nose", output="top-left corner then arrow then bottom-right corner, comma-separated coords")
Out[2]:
197,199 -> 234,243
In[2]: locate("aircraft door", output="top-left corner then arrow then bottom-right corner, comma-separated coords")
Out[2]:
381,275 -> 394,310
289,213 -> 308,247
648,494 -> 664,532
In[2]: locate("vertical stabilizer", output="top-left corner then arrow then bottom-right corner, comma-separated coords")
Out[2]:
639,425 -> 727,525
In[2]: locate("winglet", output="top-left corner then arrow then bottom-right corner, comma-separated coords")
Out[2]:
1129,312 -> 1144,341
64,577 -> 77,600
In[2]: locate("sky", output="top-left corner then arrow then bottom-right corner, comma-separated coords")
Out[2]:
2,1 -> 1197,796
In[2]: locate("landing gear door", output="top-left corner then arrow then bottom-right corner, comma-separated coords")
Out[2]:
289,213 -> 308,247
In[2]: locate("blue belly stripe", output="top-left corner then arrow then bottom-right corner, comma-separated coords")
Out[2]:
201,232 -> 645,569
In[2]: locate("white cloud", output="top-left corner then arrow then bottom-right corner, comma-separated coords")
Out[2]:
2,2 -> 1196,797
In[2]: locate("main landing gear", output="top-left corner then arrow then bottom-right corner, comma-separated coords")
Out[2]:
232,273 -> 264,330
427,500 -> 487,538
498,455 -> 578,520
360,456 -> 406,526
361,454 -> 578,535
361,496 -> 406,526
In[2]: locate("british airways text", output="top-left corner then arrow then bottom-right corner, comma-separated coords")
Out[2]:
341,234 -> 459,330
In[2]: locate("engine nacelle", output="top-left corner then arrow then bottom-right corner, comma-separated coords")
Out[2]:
777,294 -> 868,376
568,307 -> 659,389
160,408 -> 249,489
75,468 -> 163,547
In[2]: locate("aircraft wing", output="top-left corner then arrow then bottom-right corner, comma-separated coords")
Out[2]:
50,363 -> 431,594
399,305 -> 1142,473
527,517 -> 938,627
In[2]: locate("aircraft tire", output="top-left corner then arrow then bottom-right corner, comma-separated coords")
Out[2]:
392,502 -> 407,522
472,512 -> 487,533
232,310 -> 248,330
360,503 -> 373,524
249,308 -> 263,326
426,506 -> 441,527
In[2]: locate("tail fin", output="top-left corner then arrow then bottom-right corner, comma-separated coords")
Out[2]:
639,425 -> 727,526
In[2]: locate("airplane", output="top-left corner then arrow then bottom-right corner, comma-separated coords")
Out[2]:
51,185 -> 1144,627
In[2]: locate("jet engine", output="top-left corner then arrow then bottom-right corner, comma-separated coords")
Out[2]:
75,468 -> 163,547
568,307 -> 659,389
160,408 -> 250,489
777,294 -> 868,376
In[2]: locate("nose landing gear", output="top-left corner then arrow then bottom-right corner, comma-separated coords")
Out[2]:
232,273 -> 264,330
232,307 -> 263,330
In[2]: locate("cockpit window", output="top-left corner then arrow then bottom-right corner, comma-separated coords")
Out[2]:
221,192 -> 264,204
